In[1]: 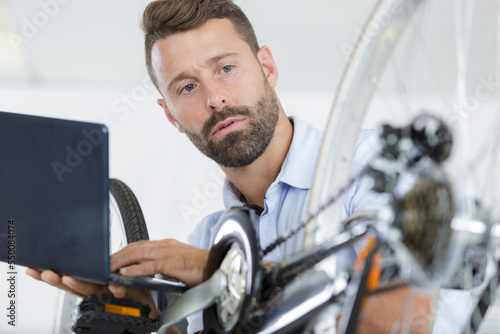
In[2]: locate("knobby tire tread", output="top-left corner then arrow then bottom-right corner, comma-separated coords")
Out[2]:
110,178 -> 150,243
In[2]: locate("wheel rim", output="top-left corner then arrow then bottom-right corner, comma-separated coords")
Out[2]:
217,247 -> 248,329
203,208 -> 261,333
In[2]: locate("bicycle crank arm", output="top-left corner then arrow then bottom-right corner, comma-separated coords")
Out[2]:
263,222 -> 368,293
250,270 -> 348,334
156,269 -> 227,333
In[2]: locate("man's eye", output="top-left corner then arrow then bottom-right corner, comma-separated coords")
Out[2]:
183,84 -> 195,92
221,65 -> 232,73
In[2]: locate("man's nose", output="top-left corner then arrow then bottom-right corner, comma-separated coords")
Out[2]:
205,81 -> 230,112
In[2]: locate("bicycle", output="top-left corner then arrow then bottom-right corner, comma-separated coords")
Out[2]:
58,0 -> 500,333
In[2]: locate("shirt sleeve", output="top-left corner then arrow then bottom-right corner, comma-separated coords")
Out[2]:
187,210 -> 224,250
343,128 -> 387,216
341,129 -> 388,259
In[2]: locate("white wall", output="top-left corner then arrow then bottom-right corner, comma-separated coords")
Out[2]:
0,84 -> 336,333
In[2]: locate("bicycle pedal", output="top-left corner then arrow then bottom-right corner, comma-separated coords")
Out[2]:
72,296 -> 159,334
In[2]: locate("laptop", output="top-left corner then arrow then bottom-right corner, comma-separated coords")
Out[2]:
0,111 -> 185,293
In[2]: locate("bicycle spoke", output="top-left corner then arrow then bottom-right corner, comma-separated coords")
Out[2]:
451,121 -> 500,213
485,110 -> 500,215
389,55 -> 413,119
454,0 -> 478,217
409,1 -> 452,112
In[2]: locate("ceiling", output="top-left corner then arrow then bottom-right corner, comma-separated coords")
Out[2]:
0,0 -> 371,90
1,0 -> 497,94
0,0 -> 372,90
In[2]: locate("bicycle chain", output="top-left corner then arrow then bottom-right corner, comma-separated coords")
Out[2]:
262,113 -> 450,256
262,165 -> 370,256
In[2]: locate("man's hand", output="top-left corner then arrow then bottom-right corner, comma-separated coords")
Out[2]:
26,268 -> 100,299
110,239 -> 209,287
26,239 -> 209,322
25,268 -> 160,319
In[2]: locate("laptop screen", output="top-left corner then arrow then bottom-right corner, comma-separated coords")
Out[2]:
0,111 -> 110,284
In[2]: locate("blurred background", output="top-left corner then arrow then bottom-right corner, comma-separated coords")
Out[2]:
1,0 -> 499,333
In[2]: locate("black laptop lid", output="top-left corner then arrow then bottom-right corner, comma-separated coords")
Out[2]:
0,111 -> 110,284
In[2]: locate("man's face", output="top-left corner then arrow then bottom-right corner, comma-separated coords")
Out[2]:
153,18 -> 280,167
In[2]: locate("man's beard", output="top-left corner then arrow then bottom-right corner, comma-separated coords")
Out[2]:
181,85 -> 280,168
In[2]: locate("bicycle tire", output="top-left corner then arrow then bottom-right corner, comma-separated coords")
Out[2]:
110,178 -> 150,244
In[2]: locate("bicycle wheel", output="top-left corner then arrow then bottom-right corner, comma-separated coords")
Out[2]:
53,178 -> 150,334
306,0 -> 500,333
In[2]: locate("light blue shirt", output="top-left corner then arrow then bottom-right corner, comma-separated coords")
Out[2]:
185,117 -> 473,334
188,117 -> 325,262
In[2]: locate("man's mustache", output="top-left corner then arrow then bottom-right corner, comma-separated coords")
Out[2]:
201,106 -> 252,138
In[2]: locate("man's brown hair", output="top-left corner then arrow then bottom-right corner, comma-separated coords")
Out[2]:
142,0 -> 260,91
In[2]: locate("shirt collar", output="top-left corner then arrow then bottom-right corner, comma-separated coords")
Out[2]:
223,177 -> 244,207
276,116 -> 323,189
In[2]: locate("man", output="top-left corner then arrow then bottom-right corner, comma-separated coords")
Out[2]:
28,0 -> 444,333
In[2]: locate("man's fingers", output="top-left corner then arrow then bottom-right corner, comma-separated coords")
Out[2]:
60,286 -> 87,299
108,284 -> 128,299
38,270 -> 86,298
110,239 -> 209,286
110,240 -> 161,272
40,269 -> 64,286
108,284 -> 151,301
61,276 -> 105,298
119,261 -> 160,278
27,269 -> 109,300
26,268 -> 42,280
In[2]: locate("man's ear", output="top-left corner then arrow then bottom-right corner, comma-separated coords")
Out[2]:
257,45 -> 278,88
157,98 -> 184,133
